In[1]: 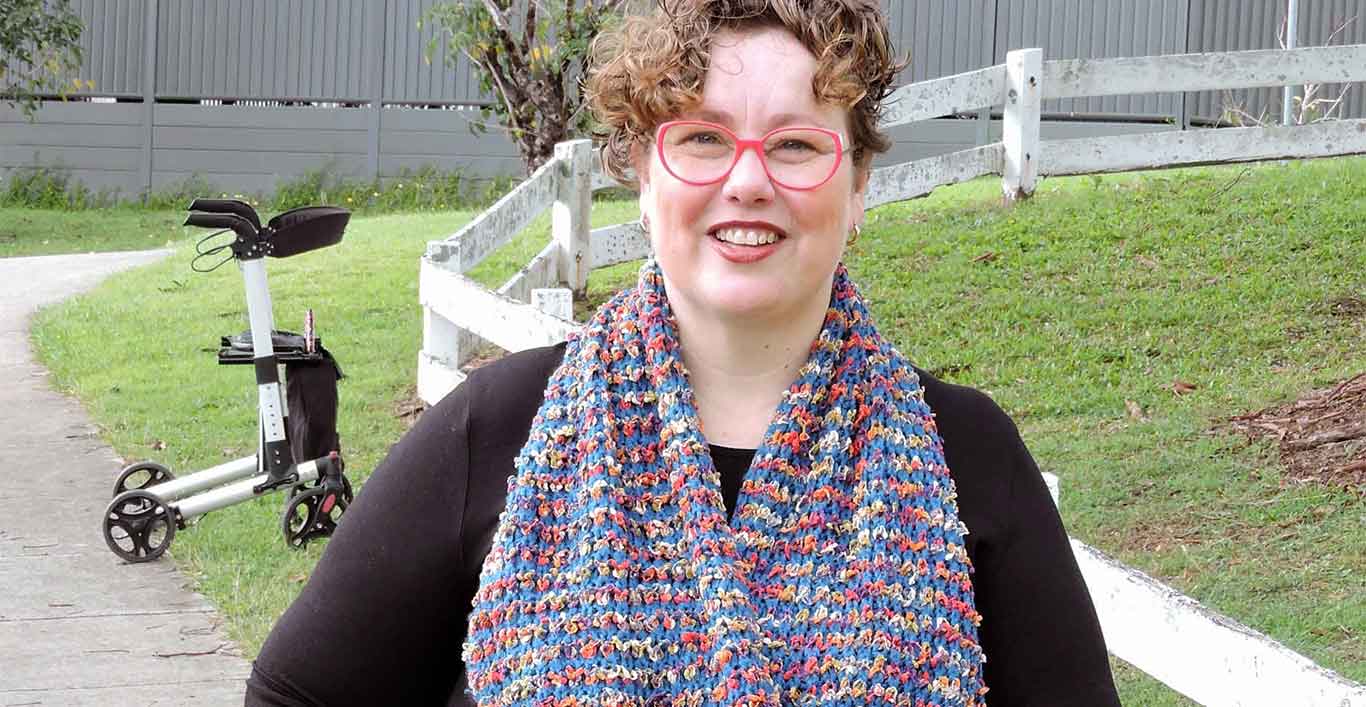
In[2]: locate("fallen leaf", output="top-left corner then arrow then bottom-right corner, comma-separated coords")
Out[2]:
971,251 -> 998,263
1125,400 -> 1149,421
289,573 -> 309,583
151,439 -> 167,450
1167,379 -> 1198,395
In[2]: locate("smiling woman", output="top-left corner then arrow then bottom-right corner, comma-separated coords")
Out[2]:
246,2 -> 1121,706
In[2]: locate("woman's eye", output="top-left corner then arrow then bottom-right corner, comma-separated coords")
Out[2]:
777,139 -> 815,152
684,131 -> 724,145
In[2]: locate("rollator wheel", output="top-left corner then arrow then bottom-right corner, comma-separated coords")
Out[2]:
112,461 -> 174,497
288,474 -> 353,506
281,485 -> 348,549
103,490 -> 177,563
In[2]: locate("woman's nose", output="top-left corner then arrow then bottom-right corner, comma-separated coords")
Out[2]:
722,147 -> 774,204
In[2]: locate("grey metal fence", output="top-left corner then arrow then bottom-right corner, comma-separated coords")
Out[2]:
2,0 -> 1363,200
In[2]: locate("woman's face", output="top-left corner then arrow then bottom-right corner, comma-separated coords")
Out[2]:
636,26 -> 867,324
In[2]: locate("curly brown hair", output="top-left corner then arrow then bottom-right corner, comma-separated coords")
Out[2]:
586,0 -> 905,187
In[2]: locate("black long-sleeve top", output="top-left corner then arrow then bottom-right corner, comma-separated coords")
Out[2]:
246,342 -> 1120,706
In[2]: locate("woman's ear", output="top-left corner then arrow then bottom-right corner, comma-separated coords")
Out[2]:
850,165 -> 869,216
630,140 -> 652,194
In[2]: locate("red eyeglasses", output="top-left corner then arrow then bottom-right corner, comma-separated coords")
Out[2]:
654,120 -> 846,191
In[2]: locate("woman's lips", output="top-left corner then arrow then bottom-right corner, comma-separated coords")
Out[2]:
709,231 -> 781,263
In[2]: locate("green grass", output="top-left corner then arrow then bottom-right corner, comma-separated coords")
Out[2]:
0,208 -> 188,258
27,156 -> 1366,705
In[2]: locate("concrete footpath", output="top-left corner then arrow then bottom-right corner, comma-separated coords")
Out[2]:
0,250 -> 252,705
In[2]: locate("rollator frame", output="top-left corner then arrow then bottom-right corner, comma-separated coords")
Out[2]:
102,199 -> 354,562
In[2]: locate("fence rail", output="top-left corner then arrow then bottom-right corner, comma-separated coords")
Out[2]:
417,42 -> 1366,704
1042,44 -> 1366,100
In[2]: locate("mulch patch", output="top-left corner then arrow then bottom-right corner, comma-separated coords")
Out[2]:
392,347 -> 510,429
1226,372 -> 1366,497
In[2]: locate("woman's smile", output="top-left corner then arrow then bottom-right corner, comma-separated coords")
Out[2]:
708,221 -> 786,263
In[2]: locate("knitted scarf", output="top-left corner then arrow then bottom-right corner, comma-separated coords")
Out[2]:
462,260 -> 986,706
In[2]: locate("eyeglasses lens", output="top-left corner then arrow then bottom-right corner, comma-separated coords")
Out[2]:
660,124 -> 839,189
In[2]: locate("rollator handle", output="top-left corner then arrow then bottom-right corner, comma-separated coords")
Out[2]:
184,212 -> 258,241
187,198 -> 261,229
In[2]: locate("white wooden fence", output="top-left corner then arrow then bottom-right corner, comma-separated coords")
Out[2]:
419,45 -> 1366,705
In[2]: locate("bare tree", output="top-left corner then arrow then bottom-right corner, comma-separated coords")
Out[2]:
1221,14 -> 1357,127
423,0 -> 630,174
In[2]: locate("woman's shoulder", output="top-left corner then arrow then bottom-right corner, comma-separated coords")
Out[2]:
909,367 -> 1033,529
911,366 -> 1020,441
428,342 -> 568,423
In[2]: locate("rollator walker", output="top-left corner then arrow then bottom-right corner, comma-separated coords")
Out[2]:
101,199 -> 355,563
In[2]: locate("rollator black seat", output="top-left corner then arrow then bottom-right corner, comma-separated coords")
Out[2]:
184,199 -> 348,260
265,206 -> 348,258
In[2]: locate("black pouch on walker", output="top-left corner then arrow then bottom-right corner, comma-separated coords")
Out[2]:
218,330 -> 345,464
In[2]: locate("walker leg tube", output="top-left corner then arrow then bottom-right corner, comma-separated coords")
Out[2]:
174,459 -> 321,522
143,455 -> 259,502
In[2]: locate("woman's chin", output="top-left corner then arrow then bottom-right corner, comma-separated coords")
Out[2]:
692,282 -> 795,322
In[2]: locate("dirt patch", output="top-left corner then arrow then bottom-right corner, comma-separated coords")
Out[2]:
1225,372 -> 1366,496
1326,295 -> 1366,318
1110,516 -> 1207,556
392,347 -> 511,428
393,386 -> 426,429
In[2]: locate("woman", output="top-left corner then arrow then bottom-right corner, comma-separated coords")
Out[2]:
247,1 -> 1120,705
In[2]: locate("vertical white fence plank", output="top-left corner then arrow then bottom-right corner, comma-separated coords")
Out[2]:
418,240 -> 479,406
554,139 -> 593,297
417,304 -> 468,406
1002,48 -> 1042,203
1042,471 -> 1060,509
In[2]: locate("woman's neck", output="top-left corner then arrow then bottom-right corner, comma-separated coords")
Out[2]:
669,283 -> 832,449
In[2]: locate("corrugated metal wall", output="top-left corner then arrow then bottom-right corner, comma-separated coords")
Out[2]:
9,0 -> 1364,198
384,0 -> 488,104
884,0 -> 998,82
53,0 -> 1366,118
155,0 -> 376,102
993,0 -> 1189,117
68,0 -> 146,97
1188,0 -> 1366,122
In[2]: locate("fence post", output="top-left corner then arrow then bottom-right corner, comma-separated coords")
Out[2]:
417,241 -> 482,404
1002,48 -> 1042,204
553,140 -> 593,298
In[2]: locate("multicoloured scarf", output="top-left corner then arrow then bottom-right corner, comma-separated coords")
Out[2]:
462,260 -> 986,706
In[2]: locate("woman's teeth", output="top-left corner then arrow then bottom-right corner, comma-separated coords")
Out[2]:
713,228 -> 779,246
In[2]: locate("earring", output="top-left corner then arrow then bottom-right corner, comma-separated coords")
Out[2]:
848,223 -> 862,245
640,214 -> 650,234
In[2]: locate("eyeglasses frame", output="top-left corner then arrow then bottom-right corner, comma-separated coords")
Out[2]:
653,120 -> 846,191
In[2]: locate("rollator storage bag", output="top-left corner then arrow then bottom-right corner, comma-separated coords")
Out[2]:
217,329 -> 345,462
284,348 -> 344,463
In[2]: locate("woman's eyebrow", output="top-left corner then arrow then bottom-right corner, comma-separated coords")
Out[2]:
688,108 -> 733,124
686,108 -> 829,130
